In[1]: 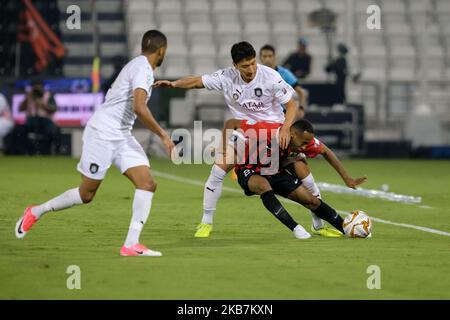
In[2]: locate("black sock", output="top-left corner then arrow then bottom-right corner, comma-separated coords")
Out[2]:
312,200 -> 344,233
260,190 -> 298,231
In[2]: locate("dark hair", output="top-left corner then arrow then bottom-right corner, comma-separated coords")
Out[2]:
231,41 -> 256,64
260,44 -> 275,55
292,119 -> 314,134
141,30 -> 167,54
337,43 -> 348,55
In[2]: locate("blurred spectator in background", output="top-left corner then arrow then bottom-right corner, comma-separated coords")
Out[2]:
18,81 -> 61,154
0,93 -> 14,152
283,37 -> 312,79
325,43 -> 349,104
102,55 -> 127,95
259,44 -> 308,119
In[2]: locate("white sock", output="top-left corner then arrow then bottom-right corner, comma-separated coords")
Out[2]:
201,164 -> 227,225
301,173 -> 325,230
124,189 -> 154,247
31,188 -> 83,219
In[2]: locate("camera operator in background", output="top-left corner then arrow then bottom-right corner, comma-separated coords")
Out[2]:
19,81 -> 61,155
325,43 -> 349,104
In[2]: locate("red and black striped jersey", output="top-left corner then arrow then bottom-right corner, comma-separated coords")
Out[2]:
234,120 -> 283,174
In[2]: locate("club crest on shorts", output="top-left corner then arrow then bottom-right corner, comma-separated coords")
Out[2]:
254,88 -> 262,97
89,163 -> 99,174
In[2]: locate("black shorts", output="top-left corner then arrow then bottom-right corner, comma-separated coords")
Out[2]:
236,167 -> 302,198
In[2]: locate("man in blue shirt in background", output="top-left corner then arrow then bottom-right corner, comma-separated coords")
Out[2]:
260,44 -> 307,119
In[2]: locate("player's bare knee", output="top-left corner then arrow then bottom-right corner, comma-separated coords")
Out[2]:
139,180 -> 156,192
80,190 -> 95,204
305,196 -> 320,210
294,161 -> 310,179
215,162 -> 231,173
249,178 -> 272,195
252,185 -> 272,195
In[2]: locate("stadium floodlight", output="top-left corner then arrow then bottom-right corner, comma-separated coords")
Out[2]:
308,7 -> 337,63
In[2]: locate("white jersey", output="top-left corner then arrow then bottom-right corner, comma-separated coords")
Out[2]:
201,64 -> 294,123
87,55 -> 154,140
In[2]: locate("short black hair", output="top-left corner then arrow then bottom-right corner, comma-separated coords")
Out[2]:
260,44 -> 275,55
141,30 -> 167,54
231,41 -> 256,64
292,119 -> 314,134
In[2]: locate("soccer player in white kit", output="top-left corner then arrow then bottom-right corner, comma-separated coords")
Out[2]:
154,42 -> 336,238
15,30 -> 174,257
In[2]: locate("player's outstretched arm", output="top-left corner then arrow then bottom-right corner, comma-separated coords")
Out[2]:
320,144 -> 367,189
153,76 -> 204,89
133,88 -> 174,157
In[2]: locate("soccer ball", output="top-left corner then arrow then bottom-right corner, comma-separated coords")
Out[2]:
343,210 -> 372,238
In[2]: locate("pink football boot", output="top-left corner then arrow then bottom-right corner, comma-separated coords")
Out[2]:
15,206 -> 38,239
120,244 -> 162,257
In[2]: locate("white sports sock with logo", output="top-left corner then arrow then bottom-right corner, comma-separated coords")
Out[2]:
201,164 -> 227,225
124,189 -> 154,247
301,173 -> 325,230
31,188 -> 83,219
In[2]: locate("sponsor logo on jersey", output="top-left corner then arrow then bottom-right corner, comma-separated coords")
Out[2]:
240,101 -> 265,111
232,88 -> 242,101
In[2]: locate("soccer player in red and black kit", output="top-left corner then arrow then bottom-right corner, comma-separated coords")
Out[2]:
224,118 -> 367,238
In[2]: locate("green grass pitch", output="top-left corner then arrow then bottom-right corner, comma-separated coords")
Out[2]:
0,157 -> 449,299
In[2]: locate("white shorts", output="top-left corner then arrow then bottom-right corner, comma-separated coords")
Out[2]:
77,126 -> 150,180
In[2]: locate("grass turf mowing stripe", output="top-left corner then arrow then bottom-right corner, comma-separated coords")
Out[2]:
152,170 -> 450,238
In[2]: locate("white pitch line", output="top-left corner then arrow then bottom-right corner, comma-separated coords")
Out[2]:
152,170 -> 450,237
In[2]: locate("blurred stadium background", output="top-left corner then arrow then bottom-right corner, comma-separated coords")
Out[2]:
1,0 -> 450,159
1,0 -> 450,300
